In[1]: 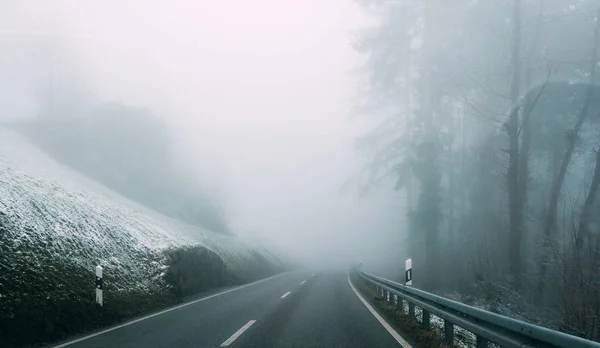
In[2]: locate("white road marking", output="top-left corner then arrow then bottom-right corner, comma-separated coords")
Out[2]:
300,280 -> 306,285
347,275 -> 413,348
52,273 -> 287,347
310,273 -> 315,277
220,320 -> 256,347
281,291 -> 291,299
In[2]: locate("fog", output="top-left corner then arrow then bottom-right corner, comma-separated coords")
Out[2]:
8,2 -> 600,346
5,0 -> 600,338
0,0 -> 404,270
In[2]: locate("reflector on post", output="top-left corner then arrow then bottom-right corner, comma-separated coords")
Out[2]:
405,258 -> 412,286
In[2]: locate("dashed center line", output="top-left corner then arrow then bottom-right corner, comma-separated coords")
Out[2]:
300,280 -> 306,285
220,320 -> 256,347
281,291 -> 291,299
52,272 -> 286,348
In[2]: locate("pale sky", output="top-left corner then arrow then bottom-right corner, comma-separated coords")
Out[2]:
1,0 -> 407,269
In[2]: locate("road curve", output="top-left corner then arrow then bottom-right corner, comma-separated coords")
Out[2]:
52,270 -> 408,348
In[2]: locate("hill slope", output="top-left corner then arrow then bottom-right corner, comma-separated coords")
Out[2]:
0,128 -> 283,347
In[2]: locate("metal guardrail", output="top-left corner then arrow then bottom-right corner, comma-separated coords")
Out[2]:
355,268 -> 600,348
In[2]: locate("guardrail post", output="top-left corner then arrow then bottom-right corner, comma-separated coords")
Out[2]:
422,309 -> 430,329
444,320 -> 454,345
408,302 -> 415,319
476,336 -> 489,348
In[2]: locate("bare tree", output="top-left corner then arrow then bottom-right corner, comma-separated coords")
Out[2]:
537,8 -> 600,298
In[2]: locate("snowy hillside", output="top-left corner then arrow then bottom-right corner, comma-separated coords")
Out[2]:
0,127 -> 283,347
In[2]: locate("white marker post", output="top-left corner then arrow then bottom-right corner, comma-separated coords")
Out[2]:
405,258 -> 412,286
95,265 -> 103,306
405,258 -> 414,318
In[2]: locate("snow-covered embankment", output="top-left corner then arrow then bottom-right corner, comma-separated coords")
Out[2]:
0,128 -> 283,347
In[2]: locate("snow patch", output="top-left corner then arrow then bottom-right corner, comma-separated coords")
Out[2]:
0,127 -> 280,293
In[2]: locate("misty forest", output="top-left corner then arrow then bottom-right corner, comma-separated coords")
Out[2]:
1,0 -> 600,347
353,0 -> 600,340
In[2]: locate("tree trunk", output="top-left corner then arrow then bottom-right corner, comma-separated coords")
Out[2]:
576,148 -> 600,251
418,0 -> 442,290
517,1 -> 545,261
507,0 -> 522,288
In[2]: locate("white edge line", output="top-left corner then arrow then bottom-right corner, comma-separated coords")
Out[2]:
220,320 -> 257,347
300,280 -> 306,285
281,291 -> 291,299
53,273 -> 287,347
347,274 -> 413,348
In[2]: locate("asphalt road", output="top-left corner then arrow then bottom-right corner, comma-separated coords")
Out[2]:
53,271 -> 409,348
